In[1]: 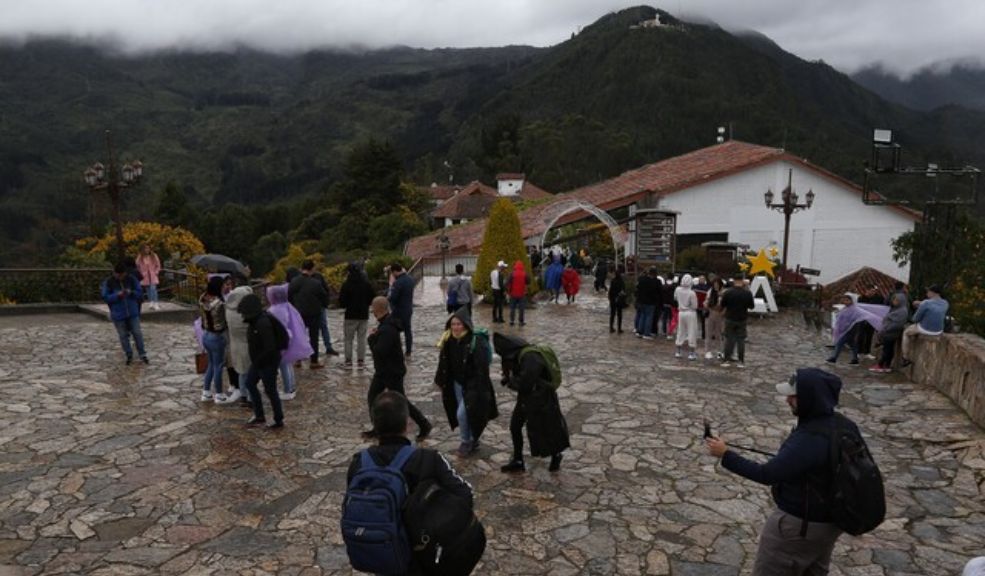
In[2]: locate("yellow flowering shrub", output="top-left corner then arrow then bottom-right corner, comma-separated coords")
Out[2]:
72,221 -> 205,264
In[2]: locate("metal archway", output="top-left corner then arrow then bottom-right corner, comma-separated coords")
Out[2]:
536,199 -> 629,267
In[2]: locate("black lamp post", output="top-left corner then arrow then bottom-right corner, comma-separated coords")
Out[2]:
83,130 -> 143,263
437,233 -> 451,291
764,169 -> 814,271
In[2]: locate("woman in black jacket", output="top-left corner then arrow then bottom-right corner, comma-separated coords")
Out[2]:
434,309 -> 497,457
338,263 -> 375,368
493,332 -> 570,473
608,266 -> 627,333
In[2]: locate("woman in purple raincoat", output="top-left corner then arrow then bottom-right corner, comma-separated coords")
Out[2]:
826,292 -> 889,365
266,283 -> 314,400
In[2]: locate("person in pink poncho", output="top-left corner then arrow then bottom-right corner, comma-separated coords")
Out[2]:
266,283 -> 314,400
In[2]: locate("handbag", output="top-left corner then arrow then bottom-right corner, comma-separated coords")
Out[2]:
195,352 -> 209,374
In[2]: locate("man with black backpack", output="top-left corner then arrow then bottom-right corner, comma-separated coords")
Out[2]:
493,333 -> 570,473
238,294 -> 289,429
705,368 -> 885,575
343,391 -> 483,576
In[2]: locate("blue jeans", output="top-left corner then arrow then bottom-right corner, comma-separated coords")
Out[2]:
202,331 -> 226,393
509,297 -> 525,324
830,325 -> 860,362
279,361 -> 295,394
113,316 -> 146,359
145,284 -> 158,303
635,305 -> 656,336
454,382 -> 471,443
319,308 -> 336,353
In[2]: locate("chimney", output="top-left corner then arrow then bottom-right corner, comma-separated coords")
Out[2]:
496,173 -> 525,197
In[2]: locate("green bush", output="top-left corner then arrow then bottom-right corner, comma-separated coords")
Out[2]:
474,199 -> 538,298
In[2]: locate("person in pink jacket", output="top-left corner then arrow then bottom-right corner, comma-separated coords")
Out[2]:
135,244 -> 162,310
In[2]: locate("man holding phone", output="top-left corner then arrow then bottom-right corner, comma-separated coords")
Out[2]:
101,261 -> 148,365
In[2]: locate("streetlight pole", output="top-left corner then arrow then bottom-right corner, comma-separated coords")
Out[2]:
83,130 -> 143,263
764,169 -> 815,271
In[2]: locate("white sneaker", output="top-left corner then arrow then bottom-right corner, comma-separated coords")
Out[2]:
736,362 -> 746,369
200,391 -> 213,402
222,389 -> 242,404
688,353 -> 697,361
213,394 -> 228,404
674,351 -> 682,359
642,335 -> 654,341
281,392 -> 296,401
704,351 -> 714,360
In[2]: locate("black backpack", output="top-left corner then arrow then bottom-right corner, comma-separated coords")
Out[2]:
403,478 -> 486,576
804,413 -> 886,536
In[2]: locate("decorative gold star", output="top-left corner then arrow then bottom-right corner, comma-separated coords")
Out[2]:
746,249 -> 776,278
738,262 -> 749,272
768,246 -> 779,258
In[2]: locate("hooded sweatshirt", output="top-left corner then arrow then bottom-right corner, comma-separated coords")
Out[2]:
674,274 -> 698,312
880,296 -> 909,339
833,292 -> 890,343
507,261 -> 528,299
722,368 -> 855,522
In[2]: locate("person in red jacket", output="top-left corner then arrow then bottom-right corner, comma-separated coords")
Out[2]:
506,260 -> 530,326
561,263 -> 581,304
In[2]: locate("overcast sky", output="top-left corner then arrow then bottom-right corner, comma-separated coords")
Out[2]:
1,1 -> 981,76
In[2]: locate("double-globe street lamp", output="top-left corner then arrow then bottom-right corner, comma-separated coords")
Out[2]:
764,169 -> 815,272
83,130 -> 144,263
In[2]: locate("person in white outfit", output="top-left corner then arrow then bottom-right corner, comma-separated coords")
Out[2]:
674,274 -> 699,360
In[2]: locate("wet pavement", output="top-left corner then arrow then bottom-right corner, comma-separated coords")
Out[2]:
1,277 -> 983,575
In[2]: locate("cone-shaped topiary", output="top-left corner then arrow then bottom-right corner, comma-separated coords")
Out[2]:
474,198 -> 537,298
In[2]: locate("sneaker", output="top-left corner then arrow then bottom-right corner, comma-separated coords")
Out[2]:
716,352 -> 724,360
326,349 -> 340,357
642,335 -> 654,341
222,389 -> 243,404
245,417 -> 266,428
864,354 -> 876,360
666,335 -> 674,340
309,361 -> 325,370
126,357 -> 133,366
509,322 -> 515,326
519,322 -> 526,326
213,394 -> 228,404
549,453 -> 563,472
609,327 -> 615,333
338,361 -> 353,369
736,362 -> 746,369
500,459 -> 526,473
674,351 -> 681,358
849,358 -> 860,365
415,420 -> 433,442
704,352 -> 714,360
868,365 -> 888,373
281,392 -> 296,401
688,353 -> 697,361
140,356 -> 149,364
720,361 -> 732,367
456,441 -> 473,457
825,357 -> 836,365
267,421 -> 285,430
200,391 -> 214,402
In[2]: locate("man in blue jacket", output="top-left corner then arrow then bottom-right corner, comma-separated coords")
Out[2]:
901,284 -> 949,366
101,262 -> 148,365
387,262 -> 416,358
706,368 -> 850,575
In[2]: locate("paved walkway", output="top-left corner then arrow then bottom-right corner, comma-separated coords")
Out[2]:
1,278 -> 983,575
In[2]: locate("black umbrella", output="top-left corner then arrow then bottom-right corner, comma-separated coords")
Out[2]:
190,253 -> 248,276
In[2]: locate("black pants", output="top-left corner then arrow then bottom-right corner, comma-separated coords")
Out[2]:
367,375 -> 429,430
609,304 -> 622,331
245,364 -> 283,424
722,319 -> 748,362
510,402 -> 527,460
492,291 -> 505,322
858,324 -> 875,355
879,334 -> 899,367
303,314 -> 320,363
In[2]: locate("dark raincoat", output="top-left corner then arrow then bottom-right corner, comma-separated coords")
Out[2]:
493,332 -> 570,457
434,309 -> 498,441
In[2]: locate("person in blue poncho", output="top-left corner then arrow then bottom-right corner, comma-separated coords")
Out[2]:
544,255 -> 564,304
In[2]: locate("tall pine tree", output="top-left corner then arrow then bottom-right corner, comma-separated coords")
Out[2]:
474,198 -> 536,297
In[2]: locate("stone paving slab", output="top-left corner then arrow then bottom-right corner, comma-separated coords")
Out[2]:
0,282 -> 983,575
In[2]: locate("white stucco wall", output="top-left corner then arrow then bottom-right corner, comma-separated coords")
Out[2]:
498,179 -> 524,197
644,160 -> 915,283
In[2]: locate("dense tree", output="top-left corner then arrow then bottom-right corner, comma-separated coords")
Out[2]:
474,198 -> 536,297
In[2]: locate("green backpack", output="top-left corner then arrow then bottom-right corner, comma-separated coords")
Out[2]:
470,327 -> 493,366
518,345 -> 562,390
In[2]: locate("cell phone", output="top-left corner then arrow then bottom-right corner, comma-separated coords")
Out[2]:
703,420 -> 712,439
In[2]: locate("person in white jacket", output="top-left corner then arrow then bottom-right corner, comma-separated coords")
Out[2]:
674,274 -> 699,360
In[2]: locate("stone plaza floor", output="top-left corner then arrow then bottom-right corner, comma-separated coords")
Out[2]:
1,277 -> 984,575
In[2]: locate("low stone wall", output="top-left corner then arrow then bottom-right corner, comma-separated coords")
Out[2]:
909,332 -> 985,429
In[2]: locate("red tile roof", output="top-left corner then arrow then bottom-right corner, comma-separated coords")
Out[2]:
420,184 -> 461,202
517,181 -> 552,200
431,181 -> 497,219
822,266 -> 904,306
405,140 -> 921,261
496,173 -> 526,180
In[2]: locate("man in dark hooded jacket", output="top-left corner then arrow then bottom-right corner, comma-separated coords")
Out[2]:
239,294 -> 285,429
493,333 -> 570,473
706,368 -> 853,575
364,296 -> 432,440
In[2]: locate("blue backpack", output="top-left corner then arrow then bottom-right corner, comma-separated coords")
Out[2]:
341,445 -> 416,574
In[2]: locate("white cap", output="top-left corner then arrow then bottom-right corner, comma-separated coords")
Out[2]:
776,374 -> 797,396
497,260 -> 507,267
